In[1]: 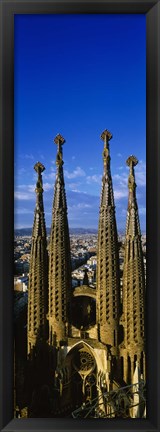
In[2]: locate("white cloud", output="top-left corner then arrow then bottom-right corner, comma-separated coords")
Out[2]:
14,208 -> 33,215
70,189 -> 81,193
14,191 -> 34,201
64,166 -> 86,179
68,203 -> 92,211
113,160 -> 146,189
77,203 -> 92,209
27,185 -> 35,193
114,190 -> 128,200
24,153 -> 34,160
113,173 -> 128,183
68,182 -> 81,190
43,183 -> 53,191
86,174 -> 101,184
15,181 -> 53,196
117,153 -> 122,158
135,161 -> 146,186
43,171 -> 56,180
68,202 -> 92,217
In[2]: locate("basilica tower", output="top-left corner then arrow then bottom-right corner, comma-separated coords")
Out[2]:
96,130 -> 120,355
120,156 -> 145,384
48,134 -> 71,345
27,162 -> 48,355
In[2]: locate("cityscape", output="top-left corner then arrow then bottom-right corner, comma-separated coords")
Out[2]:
14,130 -> 146,418
14,14 -> 146,419
14,231 -> 146,300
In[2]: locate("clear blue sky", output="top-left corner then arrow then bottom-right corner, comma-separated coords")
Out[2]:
14,14 -> 146,232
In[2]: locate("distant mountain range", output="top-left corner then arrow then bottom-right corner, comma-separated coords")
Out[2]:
14,227 -> 98,236
14,227 -> 145,237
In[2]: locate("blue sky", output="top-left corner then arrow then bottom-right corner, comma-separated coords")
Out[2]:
14,14 -> 146,232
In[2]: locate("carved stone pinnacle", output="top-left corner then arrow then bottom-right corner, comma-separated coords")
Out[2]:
34,162 -> 45,173
126,155 -> 138,168
54,133 -> 65,146
101,129 -> 113,142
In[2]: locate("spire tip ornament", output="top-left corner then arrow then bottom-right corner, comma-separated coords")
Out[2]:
101,129 -> 112,142
54,133 -> 65,146
101,129 -> 112,171
34,162 -> 45,195
126,155 -> 138,168
54,134 -> 65,167
34,161 -> 45,173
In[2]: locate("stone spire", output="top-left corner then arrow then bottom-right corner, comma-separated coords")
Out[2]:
96,130 -> 120,355
27,162 -> 48,355
48,134 -> 71,345
120,156 -> 145,384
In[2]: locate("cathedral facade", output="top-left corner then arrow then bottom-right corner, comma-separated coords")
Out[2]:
27,130 -> 146,418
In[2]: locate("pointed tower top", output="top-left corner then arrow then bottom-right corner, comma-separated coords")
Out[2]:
54,133 -> 65,146
31,161 -> 46,238
28,162 -> 48,354
34,161 -> 45,173
126,155 -> 138,169
126,155 -> 138,194
34,162 -> 45,195
100,129 -> 112,174
54,134 -> 65,168
101,129 -> 112,144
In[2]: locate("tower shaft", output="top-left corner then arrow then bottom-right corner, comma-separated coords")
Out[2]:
27,162 -> 48,355
48,134 -> 71,345
120,156 -> 145,383
97,130 -> 120,354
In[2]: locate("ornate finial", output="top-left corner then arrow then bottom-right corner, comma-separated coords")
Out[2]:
54,133 -> 65,167
101,129 -> 112,171
34,162 -> 45,174
34,162 -> 45,194
126,155 -> 138,193
54,133 -> 65,146
126,155 -> 138,169
101,129 -> 112,144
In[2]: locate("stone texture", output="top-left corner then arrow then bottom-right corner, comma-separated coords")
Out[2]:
26,134 -> 146,417
27,162 -> 48,354
48,134 -> 71,345
120,156 -> 145,383
96,130 -> 120,355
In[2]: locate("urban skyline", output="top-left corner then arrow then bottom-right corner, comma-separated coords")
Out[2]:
14,14 -> 146,232
15,129 -> 146,418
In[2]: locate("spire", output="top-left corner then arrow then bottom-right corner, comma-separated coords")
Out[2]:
120,156 -> 145,384
31,162 -> 46,238
48,134 -> 71,345
101,129 -> 112,174
125,156 -> 141,238
52,134 -> 68,210
100,130 -> 115,208
27,162 -> 48,355
96,129 -> 120,355
54,133 -> 65,166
